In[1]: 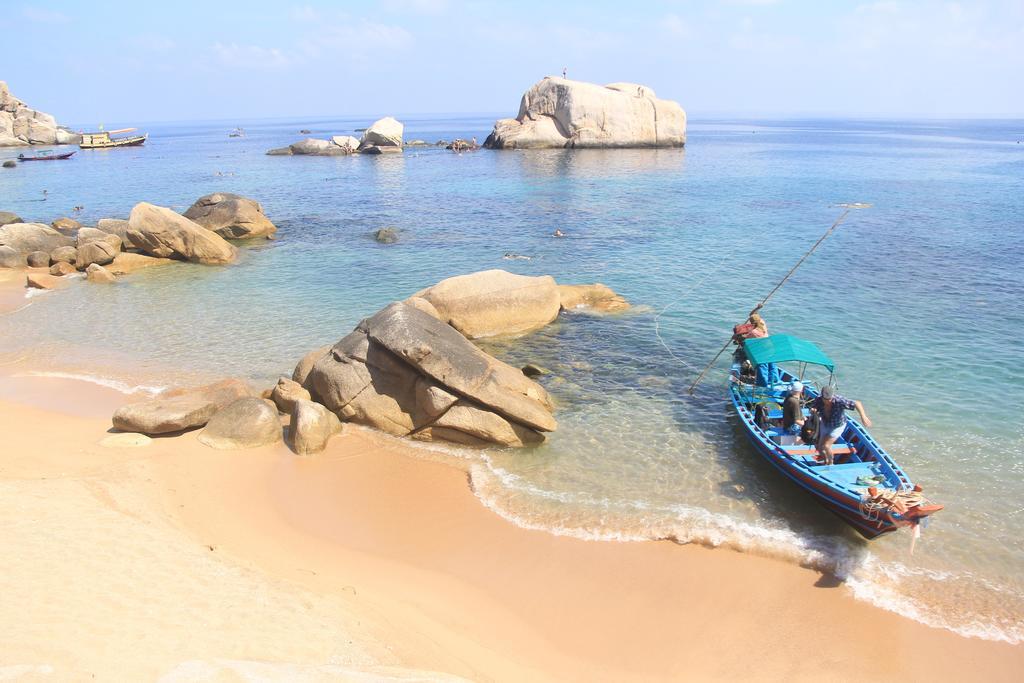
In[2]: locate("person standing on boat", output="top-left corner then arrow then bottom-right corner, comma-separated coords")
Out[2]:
813,385 -> 872,465
782,381 -> 805,435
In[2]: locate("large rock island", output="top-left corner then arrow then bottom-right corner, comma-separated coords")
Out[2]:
484,77 -> 686,149
0,81 -> 80,147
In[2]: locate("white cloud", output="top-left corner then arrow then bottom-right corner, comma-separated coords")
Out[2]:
661,14 -> 693,39
212,42 -> 294,69
22,5 -> 70,23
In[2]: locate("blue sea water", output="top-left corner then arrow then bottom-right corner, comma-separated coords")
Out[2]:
2,115 -> 1023,642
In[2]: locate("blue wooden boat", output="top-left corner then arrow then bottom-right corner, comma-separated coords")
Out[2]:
729,334 -> 942,539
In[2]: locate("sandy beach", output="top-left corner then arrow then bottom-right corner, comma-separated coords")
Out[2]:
1,343 -> 1021,681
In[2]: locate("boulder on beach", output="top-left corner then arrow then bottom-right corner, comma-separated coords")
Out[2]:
76,240 -> 118,269
0,211 -> 23,226
51,217 -> 81,233
292,345 -> 332,385
127,202 -> 238,265
111,378 -> 254,435
413,269 -> 561,338
77,227 -> 123,252
198,397 -> 282,450
303,301 -> 555,447
49,261 -> 76,276
289,398 -> 342,455
558,283 -> 630,313
483,77 -> 686,149
183,193 -> 277,240
270,376 -> 311,415
25,272 -> 65,290
85,263 -> 116,283
0,222 -> 74,254
360,117 -> 403,148
49,245 -> 77,264
107,252 -> 174,275
26,250 -> 50,267
95,218 -> 138,250
0,245 -> 24,268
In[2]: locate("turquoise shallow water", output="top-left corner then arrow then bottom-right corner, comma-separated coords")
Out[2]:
2,115 -> 1023,641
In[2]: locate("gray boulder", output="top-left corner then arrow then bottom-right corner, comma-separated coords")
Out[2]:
303,301 -> 555,447
95,218 -> 137,249
183,192 -> 277,240
77,227 -> 123,252
374,227 -> 399,243
127,202 -> 237,264
360,117 -> 403,147
76,240 -> 117,269
289,399 -> 342,455
0,245 -> 24,268
50,245 -> 77,264
266,146 -> 293,156
111,378 -> 254,435
50,261 -> 76,276
26,250 -> 50,267
198,398 -> 282,450
292,345 -> 332,385
0,212 -> 21,227
0,222 -> 74,254
2,161 -> 14,169
289,138 -> 338,155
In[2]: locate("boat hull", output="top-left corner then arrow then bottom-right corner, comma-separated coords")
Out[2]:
17,151 -> 75,161
79,134 -> 147,149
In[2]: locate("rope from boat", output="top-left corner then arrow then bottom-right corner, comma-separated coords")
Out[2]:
859,488 -> 929,521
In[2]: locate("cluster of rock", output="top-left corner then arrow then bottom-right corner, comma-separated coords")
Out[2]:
267,117 -> 404,156
0,193 -> 276,288
0,81 -> 80,147
109,269 -> 629,452
484,77 -> 687,149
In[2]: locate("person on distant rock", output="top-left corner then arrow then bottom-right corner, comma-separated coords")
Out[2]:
562,67 -> 567,79
812,385 -> 872,465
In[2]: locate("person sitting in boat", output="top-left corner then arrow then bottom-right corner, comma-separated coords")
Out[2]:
782,381 -> 805,435
732,309 -> 768,343
813,385 -> 872,465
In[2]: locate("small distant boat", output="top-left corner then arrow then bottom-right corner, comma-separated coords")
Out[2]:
17,150 -> 76,161
729,334 -> 943,539
229,127 -> 245,138
79,128 -> 147,149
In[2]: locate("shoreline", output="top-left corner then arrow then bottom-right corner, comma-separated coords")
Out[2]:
1,367 -> 1021,680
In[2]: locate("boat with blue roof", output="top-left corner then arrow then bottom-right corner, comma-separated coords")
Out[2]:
729,334 -> 943,539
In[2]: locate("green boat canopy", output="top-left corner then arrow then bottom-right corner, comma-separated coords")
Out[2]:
743,334 -> 835,371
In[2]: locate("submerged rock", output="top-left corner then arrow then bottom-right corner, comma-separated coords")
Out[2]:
374,227 -> 399,243
289,398 -> 342,455
413,269 -> 561,338
2,160 -> 14,169
111,378 -> 254,435
557,283 -> 630,312
25,272 -> 64,289
198,397 -> 282,450
183,192 -> 277,240
107,252 -> 174,275
484,77 -> 686,149
127,202 -> 237,264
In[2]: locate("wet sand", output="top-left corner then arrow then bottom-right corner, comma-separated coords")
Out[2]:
0,372 -> 1021,681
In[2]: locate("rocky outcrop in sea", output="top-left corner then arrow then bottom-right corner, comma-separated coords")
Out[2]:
0,81 -> 80,147
267,116 -> 405,156
484,77 -> 686,149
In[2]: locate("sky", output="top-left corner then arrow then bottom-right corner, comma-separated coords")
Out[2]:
3,0 -> 1023,124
